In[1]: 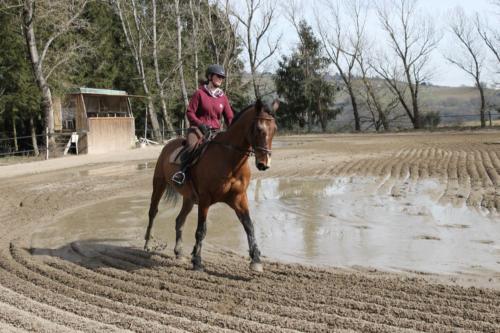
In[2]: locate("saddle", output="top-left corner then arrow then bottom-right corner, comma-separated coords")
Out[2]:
168,128 -> 216,167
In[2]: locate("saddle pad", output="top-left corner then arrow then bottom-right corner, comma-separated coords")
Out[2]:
169,146 -> 185,165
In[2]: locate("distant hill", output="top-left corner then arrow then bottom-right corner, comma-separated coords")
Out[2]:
239,72 -> 500,129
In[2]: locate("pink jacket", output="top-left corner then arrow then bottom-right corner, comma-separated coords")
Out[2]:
186,86 -> 234,129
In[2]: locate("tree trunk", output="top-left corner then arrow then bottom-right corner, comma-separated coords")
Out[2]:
12,113 -> 18,152
247,25 -> 260,99
379,110 -> 389,131
175,0 -> 190,129
477,79 -> 486,128
367,85 -> 389,131
152,0 -> 174,135
251,67 -> 260,99
348,86 -> 360,131
115,0 -> 161,141
30,115 -> 39,156
404,65 -> 420,129
22,0 -> 56,152
412,98 -> 420,129
317,98 -> 327,132
147,98 -> 161,140
189,0 -> 199,85
139,67 -> 161,141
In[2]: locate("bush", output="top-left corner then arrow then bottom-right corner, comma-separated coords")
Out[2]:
421,111 -> 441,129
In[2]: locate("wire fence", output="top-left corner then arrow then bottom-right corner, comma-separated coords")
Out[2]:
1,112 -> 499,159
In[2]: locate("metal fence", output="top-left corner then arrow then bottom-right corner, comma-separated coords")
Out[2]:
0,133 -> 47,157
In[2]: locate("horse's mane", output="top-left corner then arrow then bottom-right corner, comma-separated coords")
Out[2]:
230,99 -> 275,128
229,103 -> 256,128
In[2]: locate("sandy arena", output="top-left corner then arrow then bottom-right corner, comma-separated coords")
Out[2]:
0,131 -> 499,332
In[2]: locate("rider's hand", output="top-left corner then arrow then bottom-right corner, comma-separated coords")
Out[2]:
198,124 -> 209,135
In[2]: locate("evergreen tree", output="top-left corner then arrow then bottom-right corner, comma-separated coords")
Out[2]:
0,9 -> 41,153
275,21 -> 337,132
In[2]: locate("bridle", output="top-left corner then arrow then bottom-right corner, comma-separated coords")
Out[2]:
250,116 -> 275,156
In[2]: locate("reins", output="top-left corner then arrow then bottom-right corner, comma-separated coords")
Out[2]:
209,114 -> 275,157
210,141 -> 255,156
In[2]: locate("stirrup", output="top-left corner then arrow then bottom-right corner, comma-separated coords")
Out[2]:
171,171 -> 186,185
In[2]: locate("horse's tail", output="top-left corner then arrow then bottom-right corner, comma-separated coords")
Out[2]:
164,182 -> 180,206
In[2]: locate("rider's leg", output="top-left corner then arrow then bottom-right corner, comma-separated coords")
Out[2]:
172,129 -> 199,185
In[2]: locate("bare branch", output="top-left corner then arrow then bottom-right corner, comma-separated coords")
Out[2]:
474,13 -> 500,66
446,7 -> 487,126
228,0 -> 280,98
39,0 -> 89,66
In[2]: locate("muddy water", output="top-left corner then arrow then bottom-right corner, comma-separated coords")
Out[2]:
31,175 -> 500,275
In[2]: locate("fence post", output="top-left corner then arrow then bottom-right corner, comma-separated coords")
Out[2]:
45,127 -> 49,160
144,106 -> 148,140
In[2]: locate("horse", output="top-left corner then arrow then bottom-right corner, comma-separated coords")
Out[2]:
144,99 -> 279,272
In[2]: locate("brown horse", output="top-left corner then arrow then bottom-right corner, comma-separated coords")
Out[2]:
144,99 -> 279,272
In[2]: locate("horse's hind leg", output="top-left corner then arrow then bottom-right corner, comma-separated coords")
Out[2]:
191,202 -> 209,271
144,176 -> 166,251
231,194 -> 262,272
174,197 -> 194,258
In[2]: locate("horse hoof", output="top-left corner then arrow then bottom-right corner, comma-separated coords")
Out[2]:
250,262 -> 263,272
192,265 -> 204,272
176,254 -> 188,262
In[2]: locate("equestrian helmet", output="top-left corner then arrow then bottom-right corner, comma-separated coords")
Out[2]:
206,64 -> 226,79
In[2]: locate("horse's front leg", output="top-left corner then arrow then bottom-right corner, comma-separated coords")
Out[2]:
232,194 -> 263,272
191,202 -> 209,271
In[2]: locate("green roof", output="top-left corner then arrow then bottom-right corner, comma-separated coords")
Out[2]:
73,87 -> 128,96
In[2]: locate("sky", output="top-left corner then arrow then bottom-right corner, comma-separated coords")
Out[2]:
245,0 -> 499,87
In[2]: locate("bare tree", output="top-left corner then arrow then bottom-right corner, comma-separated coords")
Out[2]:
227,0 -> 281,99
316,0 -> 366,131
446,7 -> 487,127
21,0 -> 88,152
189,0 -> 201,85
357,51 -> 392,131
152,0 -> 175,134
113,0 -> 162,141
474,15 -> 500,66
174,0 -> 190,130
373,0 -> 439,129
283,1 -> 314,131
203,0 -> 240,92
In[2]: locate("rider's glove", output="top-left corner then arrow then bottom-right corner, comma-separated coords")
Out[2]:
198,124 -> 209,135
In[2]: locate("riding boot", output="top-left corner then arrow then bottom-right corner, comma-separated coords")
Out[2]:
171,152 -> 190,185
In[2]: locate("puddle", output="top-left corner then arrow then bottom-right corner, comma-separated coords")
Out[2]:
75,162 -> 155,177
32,176 -> 500,275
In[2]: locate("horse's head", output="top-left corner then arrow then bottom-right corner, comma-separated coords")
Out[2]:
250,99 -> 279,171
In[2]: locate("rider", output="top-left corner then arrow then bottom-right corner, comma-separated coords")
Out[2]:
171,64 -> 234,185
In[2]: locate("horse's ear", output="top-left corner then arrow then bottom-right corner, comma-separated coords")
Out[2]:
272,99 -> 280,113
255,99 -> 263,111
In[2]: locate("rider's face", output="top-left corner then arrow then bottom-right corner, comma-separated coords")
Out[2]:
210,74 -> 224,87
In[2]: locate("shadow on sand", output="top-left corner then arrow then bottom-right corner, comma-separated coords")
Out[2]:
27,238 -> 252,282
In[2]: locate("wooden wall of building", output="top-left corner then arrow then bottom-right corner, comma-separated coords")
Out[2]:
86,117 -> 135,154
53,97 -> 62,131
75,94 -> 88,132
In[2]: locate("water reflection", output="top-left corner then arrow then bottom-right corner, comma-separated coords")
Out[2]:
32,177 -> 500,275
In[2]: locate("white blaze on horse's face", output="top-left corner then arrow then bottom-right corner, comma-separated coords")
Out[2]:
253,109 -> 277,171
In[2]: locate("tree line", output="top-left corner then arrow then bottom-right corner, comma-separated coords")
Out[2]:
276,0 -> 499,132
0,0 -> 499,155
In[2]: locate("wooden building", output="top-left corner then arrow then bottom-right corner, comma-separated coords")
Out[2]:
55,88 -> 136,154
